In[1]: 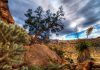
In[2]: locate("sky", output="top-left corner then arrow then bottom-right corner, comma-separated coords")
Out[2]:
8,0 -> 100,40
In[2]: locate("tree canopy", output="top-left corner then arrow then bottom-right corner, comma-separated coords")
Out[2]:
24,6 -> 65,42
86,26 -> 93,38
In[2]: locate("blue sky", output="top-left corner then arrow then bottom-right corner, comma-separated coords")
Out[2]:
8,0 -> 100,40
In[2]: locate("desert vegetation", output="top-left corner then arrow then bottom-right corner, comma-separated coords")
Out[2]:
0,5 -> 100,70
0,21 -> 30,70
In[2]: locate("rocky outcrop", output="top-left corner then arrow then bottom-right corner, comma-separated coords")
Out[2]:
24,44 -> 62,67
0,0 -> 14,23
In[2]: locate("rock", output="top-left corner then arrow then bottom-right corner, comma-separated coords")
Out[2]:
76,61 -> 94,70
24,44 -> 62,67
0,0 -> 14,23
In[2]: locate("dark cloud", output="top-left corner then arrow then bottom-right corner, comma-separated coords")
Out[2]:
78,0 -> 100,27
8,0 -> 37,24
58,20 -> 75,35
60,27 -> 74,35
80,18 -> 99,27
61,0 -> 72,3
60,0 -> 100,25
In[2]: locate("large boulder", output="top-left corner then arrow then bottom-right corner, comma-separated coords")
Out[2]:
24,44 -> 62,67
0,0 -> 14,23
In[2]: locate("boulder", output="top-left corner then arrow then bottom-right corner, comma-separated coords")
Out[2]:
24,44 -> 62,67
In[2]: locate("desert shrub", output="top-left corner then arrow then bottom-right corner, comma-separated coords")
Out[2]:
76,40 -> 92,54
45,63 -> 61,70
0,21 -> 30,70
52,47 -> 64,58
54,48 -> 64,58
28,65 -> 44,70
45,62 -> 75,70
21,63 -> 61,70
76,40 -> 92,63
47,43 -> 66,58
65,58 -> 74,64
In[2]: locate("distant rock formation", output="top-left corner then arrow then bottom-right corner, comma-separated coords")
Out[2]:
0,0 -> 14,23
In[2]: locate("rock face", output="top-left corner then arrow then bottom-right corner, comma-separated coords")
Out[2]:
0,0 -> 14,23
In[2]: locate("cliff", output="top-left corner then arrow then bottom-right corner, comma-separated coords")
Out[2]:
0,0 -> 14,23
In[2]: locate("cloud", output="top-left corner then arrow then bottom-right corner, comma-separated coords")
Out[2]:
59,0 -> 100,31
70,17 -> 86,28
8,0 -> 38,25
50,34 -> 67,40
8,0 -> 100,40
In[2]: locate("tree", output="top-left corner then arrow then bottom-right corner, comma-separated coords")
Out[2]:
74,25 -> 79,39
24,6 -> 64,43
86,26 -> 93,38
75,26 -> 94,63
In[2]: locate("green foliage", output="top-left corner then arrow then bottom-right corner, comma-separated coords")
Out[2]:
76,40 -> 92,54
45,63 -> 61,70
45,63 -> 74,70
76,40 -> 93,63
53,48 -> 65,57
0,22 -> 30,45
0,43 -> 25,70
0,21 -> 30,70
21,63 -> 61,70
47,43 -> 66,58
65,58 -> 74,64
24,6 -> 64,42
28,65 -> 44,70
49,45 -> 65,58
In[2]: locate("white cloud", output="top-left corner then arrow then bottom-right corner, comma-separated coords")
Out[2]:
70,17 -> 86,28
95,21 -> 100,25
50,34 -> 67,40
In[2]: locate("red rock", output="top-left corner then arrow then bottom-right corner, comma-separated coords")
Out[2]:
0,0 -> 14,24
24,44 -> 62,67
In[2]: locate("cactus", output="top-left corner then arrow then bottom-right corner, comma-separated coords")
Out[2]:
0,20 -> 30,70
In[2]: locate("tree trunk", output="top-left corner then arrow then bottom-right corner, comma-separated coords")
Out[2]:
30,31 -> 42,44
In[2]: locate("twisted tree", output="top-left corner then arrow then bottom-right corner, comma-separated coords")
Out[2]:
24,6 -> 65,43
